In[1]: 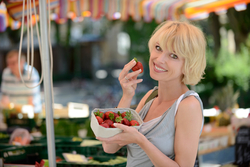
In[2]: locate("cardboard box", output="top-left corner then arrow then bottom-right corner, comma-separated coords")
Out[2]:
90,108 -> 143,138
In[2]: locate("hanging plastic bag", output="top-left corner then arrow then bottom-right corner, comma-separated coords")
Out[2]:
9,128 -> 33,145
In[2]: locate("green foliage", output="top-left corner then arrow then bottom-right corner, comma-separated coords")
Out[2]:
6,27 -> 21,44
85,118 -> 95,137
40,119 -> 86,137
122,18 -> 159,63
214,45 -> 250,91
209,81 -> 240,111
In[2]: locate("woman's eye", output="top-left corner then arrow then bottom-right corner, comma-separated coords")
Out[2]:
170,53 -> 178,59
155,45 -> 162,51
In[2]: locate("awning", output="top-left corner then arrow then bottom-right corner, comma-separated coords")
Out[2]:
184,0 -> 250,20
1,0 -> 250,33
0,0 -> 187,32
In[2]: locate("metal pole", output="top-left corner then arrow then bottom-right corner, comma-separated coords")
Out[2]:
39,0 -> 56,166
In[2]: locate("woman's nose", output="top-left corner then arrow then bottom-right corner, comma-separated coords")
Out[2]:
156,53 -> 166,63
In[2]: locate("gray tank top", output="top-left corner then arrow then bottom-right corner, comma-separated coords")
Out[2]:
126,87 -> 204,167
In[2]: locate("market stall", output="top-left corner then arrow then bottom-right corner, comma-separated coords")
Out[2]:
0,0 -> 250,166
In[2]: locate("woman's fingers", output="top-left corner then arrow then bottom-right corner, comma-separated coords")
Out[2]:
96,135 -> 120,144
125,78 -> 143,86
126,69 -> 141,80
122,69 -> 142,83
119,59 -> 136,80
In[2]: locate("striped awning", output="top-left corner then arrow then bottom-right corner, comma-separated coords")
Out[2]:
0,0 -> 186,32
1,0 -> 249,32
184,0 -> 250,20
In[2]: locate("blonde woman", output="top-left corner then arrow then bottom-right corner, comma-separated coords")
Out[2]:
97,21 -> 207,167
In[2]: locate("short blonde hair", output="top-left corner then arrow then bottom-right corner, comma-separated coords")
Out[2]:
148,21 -> 206,85
6,50 -> 26,61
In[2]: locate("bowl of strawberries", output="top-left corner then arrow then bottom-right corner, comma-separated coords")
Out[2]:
90,108 -> 143,138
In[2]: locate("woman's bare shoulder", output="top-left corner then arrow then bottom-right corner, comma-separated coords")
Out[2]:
135,88 -> 156,113
176,95 -> 202,127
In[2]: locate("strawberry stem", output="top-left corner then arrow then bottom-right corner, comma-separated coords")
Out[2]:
133,57 -> 138,63
124,110 -> 133,121
115,116 -> 123,123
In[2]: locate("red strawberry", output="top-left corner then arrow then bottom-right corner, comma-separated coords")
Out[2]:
105,111 -> 114,120
103,119 -> 114,127
115,116 -> 123,123
132,57 -> 143,74
121,112 -> 126,118
100,123 -> 109,128
94,110 -> 104,119
122,118 -> 130,126
121,111 -> 133,121
114,113 -> 119,119
95,116 -> 103,124
110,124 -> 116,128
130,120 -> 140,126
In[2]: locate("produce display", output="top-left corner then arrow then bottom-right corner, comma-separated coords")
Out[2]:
132,57 -> 143,73
94,110 -> 140,128
0,133 -> 9,139
87,156 -> 127,165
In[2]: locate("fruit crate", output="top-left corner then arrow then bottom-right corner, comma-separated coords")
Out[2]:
55,136 -> 88,145
0,136 -> 62,150
0,146 -> 127,166
38,138 -> 127,160
85,145 -> 127,157
0,138 -> 10,149
6,118 -> 36,132
54,137 -> 127,157
56,156 -> 127,167
0,144 -> 46,163
0,137 -> 127,165
37,137 -> 100,160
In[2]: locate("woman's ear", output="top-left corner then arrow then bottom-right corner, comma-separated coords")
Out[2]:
181,67 -> 185,75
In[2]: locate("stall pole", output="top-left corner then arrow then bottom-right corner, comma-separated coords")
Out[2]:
39,0 -> 56,166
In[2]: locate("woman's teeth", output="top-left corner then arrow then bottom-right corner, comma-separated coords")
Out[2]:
155,65 -> 167,72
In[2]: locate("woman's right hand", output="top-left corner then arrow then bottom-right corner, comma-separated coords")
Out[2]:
118,59 -> 143,98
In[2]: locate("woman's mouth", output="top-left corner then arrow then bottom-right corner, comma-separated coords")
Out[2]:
154,64 -> 167,72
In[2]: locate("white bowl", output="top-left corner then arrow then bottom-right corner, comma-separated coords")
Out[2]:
90,108 -> 143,138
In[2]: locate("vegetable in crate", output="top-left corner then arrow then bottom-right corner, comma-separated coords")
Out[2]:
87,156 -> 127,165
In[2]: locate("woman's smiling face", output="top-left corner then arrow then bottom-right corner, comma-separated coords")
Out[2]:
148,21 -> 207,85
149,42 -> 185,83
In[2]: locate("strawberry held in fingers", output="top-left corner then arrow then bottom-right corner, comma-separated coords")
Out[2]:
132,57 -> 143,73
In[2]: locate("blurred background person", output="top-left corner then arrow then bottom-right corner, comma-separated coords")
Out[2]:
0,50 -> 42,120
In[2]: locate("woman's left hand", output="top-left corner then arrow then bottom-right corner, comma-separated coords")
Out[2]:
96,123 -> 144,146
